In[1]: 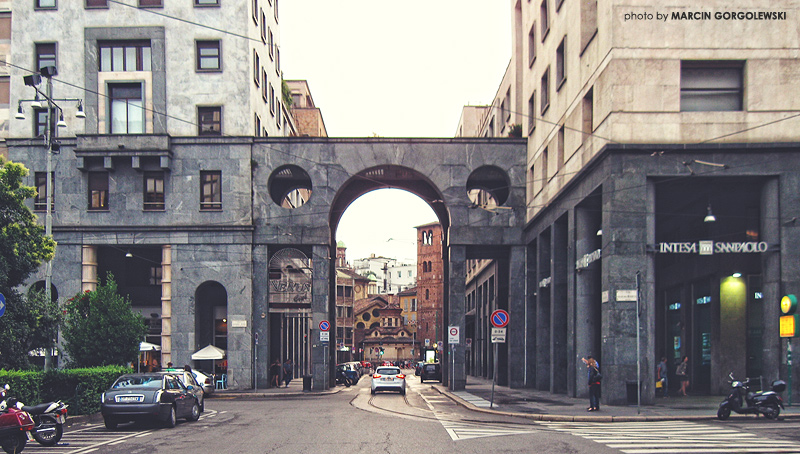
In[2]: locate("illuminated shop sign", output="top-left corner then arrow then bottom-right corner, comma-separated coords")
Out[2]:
657,241 -> 768,255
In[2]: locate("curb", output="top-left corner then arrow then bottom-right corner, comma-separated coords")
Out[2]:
430,385 -> 800,422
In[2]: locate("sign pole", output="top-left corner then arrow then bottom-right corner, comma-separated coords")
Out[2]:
636,272 -> 642,415
789,339 -> 793,407
491,343 -> 498,409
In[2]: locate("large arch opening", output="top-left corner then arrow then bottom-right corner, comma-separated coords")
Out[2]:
195,281 -> 228,376
330,165 -> 448,368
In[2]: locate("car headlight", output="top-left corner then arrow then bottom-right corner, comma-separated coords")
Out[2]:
101,393 -> 105,403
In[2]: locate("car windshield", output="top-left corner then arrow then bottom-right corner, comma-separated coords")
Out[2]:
112,375 -> 163,388
376,368 -> 400,375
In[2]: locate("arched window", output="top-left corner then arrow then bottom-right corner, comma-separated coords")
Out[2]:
428,230 -> 433,244
425,289 -> 429,300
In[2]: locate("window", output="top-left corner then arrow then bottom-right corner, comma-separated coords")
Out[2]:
540,0 -> 549,41
556,0 -> 565,11
504,89 -> 511,122
195,0 -> 219,5
541,147 -> 549,183
274,0 -> 279,21
35,0 -> 56,9
34,108 -> 55,137
528,91 -> 536,134
196,40 -> 221,71
557,126 -> 565,167
528,23 -> 536,67
255,114 -> 261,137
556,36 -> 566,89
99,41 -> 151,72
252,0 -> 258,24
260,10 -> 267,43
34,172 -> 54,211
582,89 -> 593,140
109,83 -> 144,134
88,172 -> 109,210
143,172 -> 165,211
35,43 -> 56,71
540,67 -> 550,114
253,50 -> 260,85
425,289 -> 429,300
138,0 -> 162,7
262,69 -> 268,102
275,47 -> 280,75
198,106 -> 222,136
200,171 -> 222,210
268,28 -> 274,60
680,61 -> 744,111
85,0 -> 108,7
269,83 -> 275,115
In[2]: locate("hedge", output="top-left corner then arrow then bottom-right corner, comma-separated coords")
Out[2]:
0,366 -> 133,415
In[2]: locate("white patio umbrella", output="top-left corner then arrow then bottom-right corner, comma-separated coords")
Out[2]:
191,345 -> 227,385
138,342 -> 161,372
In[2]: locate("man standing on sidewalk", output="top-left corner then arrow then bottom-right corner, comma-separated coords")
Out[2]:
282,358 -> 294,388
657,357 -> 669,397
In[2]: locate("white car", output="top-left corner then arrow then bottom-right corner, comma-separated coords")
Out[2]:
371,366 -> 406,395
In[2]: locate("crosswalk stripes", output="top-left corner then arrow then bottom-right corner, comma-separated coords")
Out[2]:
537,420 -> 800,453
437,418 -> 540,441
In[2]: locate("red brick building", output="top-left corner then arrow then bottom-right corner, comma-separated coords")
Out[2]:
416,222 -> 443,358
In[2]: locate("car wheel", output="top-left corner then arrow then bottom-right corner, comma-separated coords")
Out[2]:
187,401 -> 201,422
103,417 -> 118,430
400,388 -> 406,396
199,396 -> 205,413
371,389 -> 376,395
420,378 -> 424,383
164,406 -> 177,428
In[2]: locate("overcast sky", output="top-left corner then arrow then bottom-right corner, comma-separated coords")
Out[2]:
280,2 -> 511,263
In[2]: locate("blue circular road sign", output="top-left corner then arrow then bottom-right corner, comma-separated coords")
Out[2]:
491,309 -> 509,328
319,320 -> 330,332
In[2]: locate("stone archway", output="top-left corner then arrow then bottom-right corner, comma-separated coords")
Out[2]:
253,138 -> 527,391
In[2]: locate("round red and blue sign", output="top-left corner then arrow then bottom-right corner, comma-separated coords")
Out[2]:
319,320 -> 330,332
490,309 -> 509,328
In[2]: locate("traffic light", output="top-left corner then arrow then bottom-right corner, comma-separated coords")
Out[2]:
379,347 -> 384,356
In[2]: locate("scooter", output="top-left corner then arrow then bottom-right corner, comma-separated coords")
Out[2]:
717,372 -> 785,420
20,400 -> 67,447
0,386 -> 35,454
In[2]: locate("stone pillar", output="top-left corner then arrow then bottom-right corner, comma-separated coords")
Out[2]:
311,244 -> 331,391
762,179 -> 781,387
551,218 -> 568,393
601,172 -> 653,405
161,245 -> 172,366
508,245 -> 527,388
81,245 -> 97,292
536,232 -> 552,390
448,245 -> 466,391
573,206 -> 600,397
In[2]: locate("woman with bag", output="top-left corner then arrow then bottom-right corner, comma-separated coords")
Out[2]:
676,356 -> 689,396
585,357 -> 601,411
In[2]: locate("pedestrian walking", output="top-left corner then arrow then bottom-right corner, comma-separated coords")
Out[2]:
282,358 -> 293,388
584,357 -> 601,411
676,356 -> 689,396
657,356 -> 669,397
269,359 -> 281,388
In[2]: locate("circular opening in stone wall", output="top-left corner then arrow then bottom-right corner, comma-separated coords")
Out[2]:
268,165 -> 312,208
466,165 -> 510,209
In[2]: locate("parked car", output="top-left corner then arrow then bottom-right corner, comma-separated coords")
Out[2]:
419,363 -> 442,383
347,362 -> 365,376
371,366 -> 406,395
337,363 -> 360,384
160,369 -> 205,412
190,369 -> 215,396
101,373 -> 201,430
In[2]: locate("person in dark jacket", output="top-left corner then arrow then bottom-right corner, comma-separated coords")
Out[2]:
585,357 -> 601,411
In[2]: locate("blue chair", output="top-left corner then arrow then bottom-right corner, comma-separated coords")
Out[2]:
216,374 -> 227,389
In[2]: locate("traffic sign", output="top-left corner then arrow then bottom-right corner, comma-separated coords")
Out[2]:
448,326 -> 460,344
0,293 -> 5,318
491,327 -> 507,343
319,320 -> 330,331
490,309 -> 509,328
320,331 -> 330,342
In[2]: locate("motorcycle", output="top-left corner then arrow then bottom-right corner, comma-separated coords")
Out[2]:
20,400 -> 67,447
0,386 -> 35,454
335,366 -> 353,387
717,373 -> 785,420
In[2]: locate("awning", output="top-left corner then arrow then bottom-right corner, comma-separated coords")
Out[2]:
140,341 -> 162,352
191,344 -> 226,360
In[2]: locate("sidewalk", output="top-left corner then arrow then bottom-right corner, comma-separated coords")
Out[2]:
432,375 -> 800,422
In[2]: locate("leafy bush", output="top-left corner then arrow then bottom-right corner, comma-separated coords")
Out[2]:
0,365 -> 132,415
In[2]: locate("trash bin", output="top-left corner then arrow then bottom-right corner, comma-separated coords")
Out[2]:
626,380 -> 641,405
302,375 -> 312,391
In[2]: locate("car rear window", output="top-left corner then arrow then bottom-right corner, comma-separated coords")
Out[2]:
425,365 -> 437,371
376,368 -> 400,375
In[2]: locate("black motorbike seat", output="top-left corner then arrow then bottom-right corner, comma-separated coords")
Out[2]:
21,403 -> 51,414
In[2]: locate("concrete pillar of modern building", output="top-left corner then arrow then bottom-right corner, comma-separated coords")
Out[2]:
311,244 -> 332,391
508,244 -> 527,388
447,245 -> 467,391
536,231 -> 552,390
601,173 -> 655,405
253,244 -> 270,389
551,218 -> 569,393
574,206 -> 600,398
763,178 -> 785,393
525,242 -> 538,388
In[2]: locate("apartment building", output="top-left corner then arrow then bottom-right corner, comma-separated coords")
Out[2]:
286,79 -> 327,137
12,0 -> 293,139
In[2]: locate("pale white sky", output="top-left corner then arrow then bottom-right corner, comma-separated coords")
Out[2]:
280,1 -> 512,138
280,2 -> 511,263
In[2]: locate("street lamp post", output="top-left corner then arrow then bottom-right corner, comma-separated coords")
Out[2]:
18,66 -> 84,370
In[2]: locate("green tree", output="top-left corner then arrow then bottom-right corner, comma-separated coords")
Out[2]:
0,158 -> 57,369
62,274 -> 147,367
0,157 -> 55,290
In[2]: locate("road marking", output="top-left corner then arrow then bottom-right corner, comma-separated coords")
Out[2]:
438,419 -> 539,441
451,391 -> 495,408
539,420 -> 800,454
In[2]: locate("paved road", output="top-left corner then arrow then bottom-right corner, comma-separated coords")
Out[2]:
27,375 -> 800,454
